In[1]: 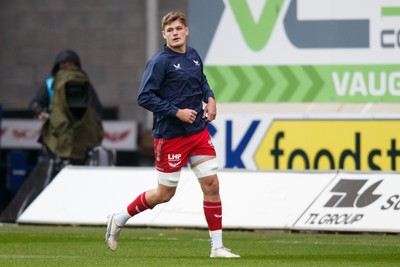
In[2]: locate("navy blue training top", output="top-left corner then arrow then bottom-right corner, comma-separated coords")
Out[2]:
138,45 -> 215,139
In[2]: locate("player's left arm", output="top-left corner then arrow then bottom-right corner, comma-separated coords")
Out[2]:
201,76 -> 217,122
198,52 -> 216,122
203,96 -> 216,122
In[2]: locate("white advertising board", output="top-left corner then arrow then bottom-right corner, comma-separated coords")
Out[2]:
293,171 -> 400,233
17,167 -> 334,229
205,0 -> 398,65
18,167 -> 400,232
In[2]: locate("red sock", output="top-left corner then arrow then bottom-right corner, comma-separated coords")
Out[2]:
127,192 -> 153,216
203,201 -> 222,231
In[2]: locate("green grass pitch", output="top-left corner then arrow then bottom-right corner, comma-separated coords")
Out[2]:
0,224 -> 399,266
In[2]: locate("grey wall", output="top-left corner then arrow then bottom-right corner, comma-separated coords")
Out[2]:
0,0 -> 187,126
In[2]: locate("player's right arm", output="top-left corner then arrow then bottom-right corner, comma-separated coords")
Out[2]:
176,109 -> 197,124
137,60 -> 179,117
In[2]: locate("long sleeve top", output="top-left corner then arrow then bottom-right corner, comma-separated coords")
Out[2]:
138,45 -> 214,139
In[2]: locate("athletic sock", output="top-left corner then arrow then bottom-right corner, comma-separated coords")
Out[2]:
114,192 -> 153,227
114,209 -> 131,227
127,191 -> 153,216
203,201 -> 222,230
209,229 -> 223,251
114,192 -> 153,226
203,201 -> 223,250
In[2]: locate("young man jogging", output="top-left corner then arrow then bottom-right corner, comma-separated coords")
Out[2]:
106,11 -> 239,258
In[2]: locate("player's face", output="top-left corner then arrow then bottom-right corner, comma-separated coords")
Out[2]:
162,20 -> 189,53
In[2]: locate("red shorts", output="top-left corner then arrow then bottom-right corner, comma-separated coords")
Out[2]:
154,128 -> 216,173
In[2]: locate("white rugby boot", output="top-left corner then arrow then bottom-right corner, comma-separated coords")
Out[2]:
105,213 -> 122,251
210,247 -> 240,258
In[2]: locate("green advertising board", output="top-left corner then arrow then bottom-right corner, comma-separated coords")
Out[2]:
189,0 -> 400,103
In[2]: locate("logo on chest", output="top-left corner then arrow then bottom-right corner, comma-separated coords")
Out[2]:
172,60 -> 201,71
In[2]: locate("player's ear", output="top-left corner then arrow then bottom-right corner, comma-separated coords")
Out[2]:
185,27 -> 189,36
162,31 -> 167,39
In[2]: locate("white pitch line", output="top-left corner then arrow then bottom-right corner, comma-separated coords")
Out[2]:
0,255 -> 85,259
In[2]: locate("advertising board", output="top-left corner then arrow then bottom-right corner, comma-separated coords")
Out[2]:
189,0 -> 400,102
17,167 -> 400,233
0,119 -> 138,151
294,171 -> 400,232
209,114 -> 400,171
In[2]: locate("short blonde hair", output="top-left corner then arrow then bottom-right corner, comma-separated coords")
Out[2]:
161,11 -> 187,30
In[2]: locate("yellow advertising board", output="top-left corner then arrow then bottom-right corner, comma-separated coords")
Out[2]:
255,120 -> 400,171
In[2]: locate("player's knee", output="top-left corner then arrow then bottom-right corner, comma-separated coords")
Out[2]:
191,158 -> 219,178
155,192 -> 174,203
152,187 -> 176,204
202,177 -> 220,196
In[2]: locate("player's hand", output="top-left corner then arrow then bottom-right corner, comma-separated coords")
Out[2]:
203,97 -> 216,122
176,109 -> 197,124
